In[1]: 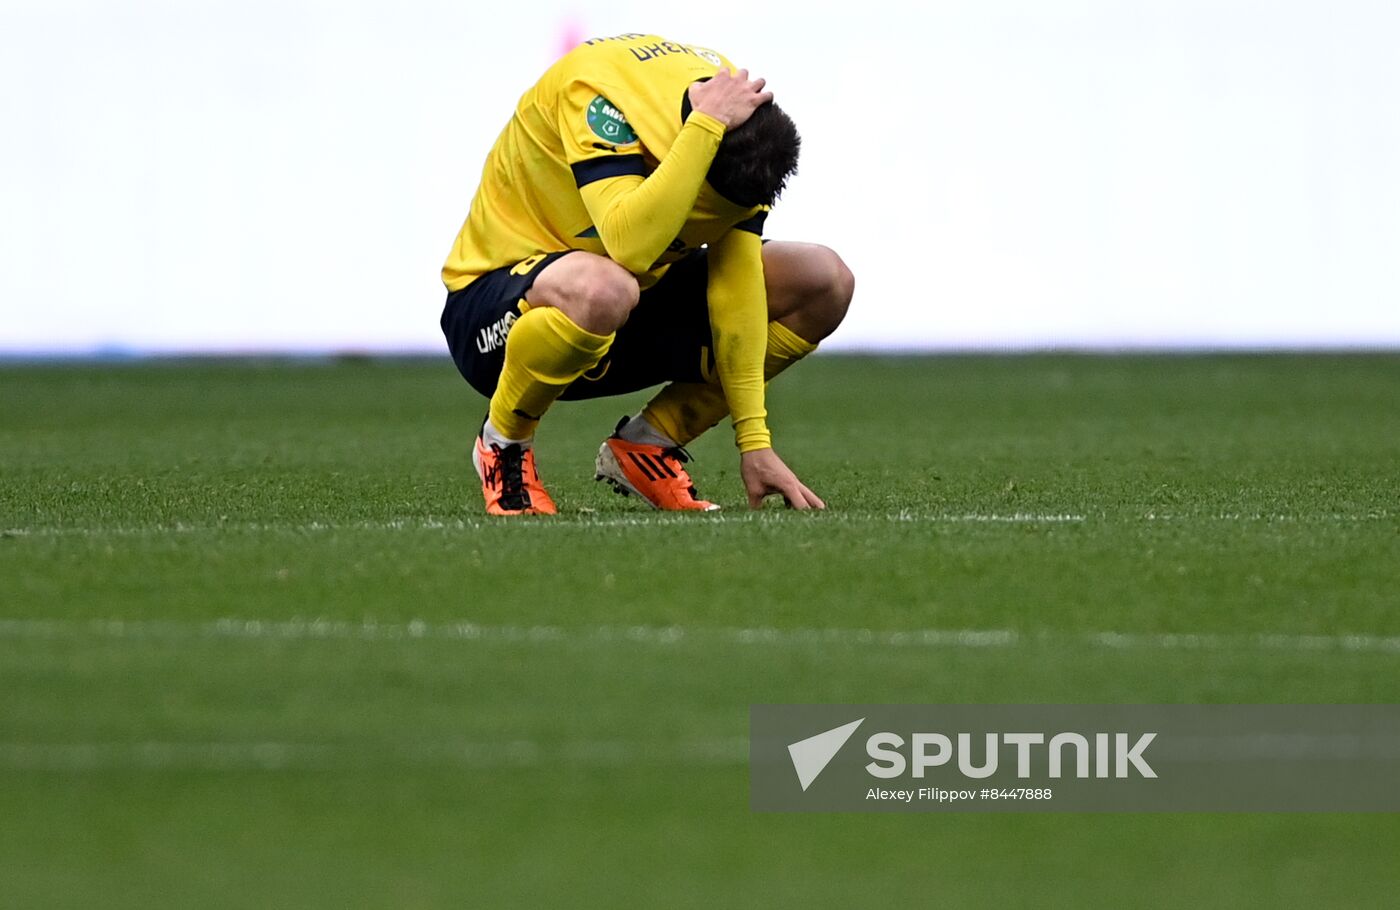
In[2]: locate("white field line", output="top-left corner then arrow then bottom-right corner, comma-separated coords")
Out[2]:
0,512 -> 1086,537
1,617 -> 1397,656
0,737 -> 749,772
1141,511 -> 1394,523
2,511 -> 1392,539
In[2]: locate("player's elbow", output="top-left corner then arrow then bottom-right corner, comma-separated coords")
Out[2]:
594,213 -> 665,274
600,238 -> 658,276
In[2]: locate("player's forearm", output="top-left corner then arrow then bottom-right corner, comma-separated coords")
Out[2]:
581,112 -> 725,274
707,231 -> 770,452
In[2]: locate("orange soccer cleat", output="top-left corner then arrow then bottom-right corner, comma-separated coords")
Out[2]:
594,418 -> 720,512
473,435 -> 557,516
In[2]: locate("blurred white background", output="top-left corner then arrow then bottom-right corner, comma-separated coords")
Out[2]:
2,0 -> 1397,353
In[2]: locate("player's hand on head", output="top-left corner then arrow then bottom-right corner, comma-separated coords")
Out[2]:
740,448 -> 825,511
688,68 -> 773,130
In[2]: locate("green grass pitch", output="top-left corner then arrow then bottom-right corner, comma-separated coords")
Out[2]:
2,353 -> 1398,907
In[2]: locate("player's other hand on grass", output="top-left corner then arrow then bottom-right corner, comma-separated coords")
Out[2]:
741,448 -> 825,511
688,68 -> 773,130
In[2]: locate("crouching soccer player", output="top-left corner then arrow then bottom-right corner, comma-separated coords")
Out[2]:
440,33 -> 854,515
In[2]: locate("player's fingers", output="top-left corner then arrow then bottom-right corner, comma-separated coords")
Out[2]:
799,484 -> 826,510
754,90 -> 775,107
781,479 -> 812,511
747,486 -> 765,510
750,77 -> 766,93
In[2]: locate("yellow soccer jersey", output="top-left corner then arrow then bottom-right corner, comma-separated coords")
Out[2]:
442,33 -> 778,452
442,33 -> 766,292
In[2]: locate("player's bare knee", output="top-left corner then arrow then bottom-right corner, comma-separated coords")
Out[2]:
827,249 -> 855,316
573,259 -> 638,333
582,266 -> 638,333
805,246 -> 855,340
542,255 -> 639,334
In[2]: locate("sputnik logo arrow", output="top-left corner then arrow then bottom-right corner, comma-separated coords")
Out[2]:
787,718 -> 865,791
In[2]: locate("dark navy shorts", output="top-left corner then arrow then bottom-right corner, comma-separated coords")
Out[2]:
440,250 -> 718,402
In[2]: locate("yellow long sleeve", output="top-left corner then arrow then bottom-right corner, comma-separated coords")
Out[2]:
577,112 -> 726,274
706,228 -> 771,452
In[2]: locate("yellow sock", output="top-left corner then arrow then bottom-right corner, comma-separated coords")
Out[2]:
642,321 -> 818,446
488,306 -> 614,440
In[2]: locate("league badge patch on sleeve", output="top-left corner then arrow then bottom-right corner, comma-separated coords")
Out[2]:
587,96 -> 639,145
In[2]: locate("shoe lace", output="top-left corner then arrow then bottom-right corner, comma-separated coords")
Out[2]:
660,446 -> 702,499
487,443 -> 531,511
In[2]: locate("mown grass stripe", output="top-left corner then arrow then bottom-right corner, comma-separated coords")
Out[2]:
0,738 -> 750,772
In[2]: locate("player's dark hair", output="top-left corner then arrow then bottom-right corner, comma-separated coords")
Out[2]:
707,101 -> 800,208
